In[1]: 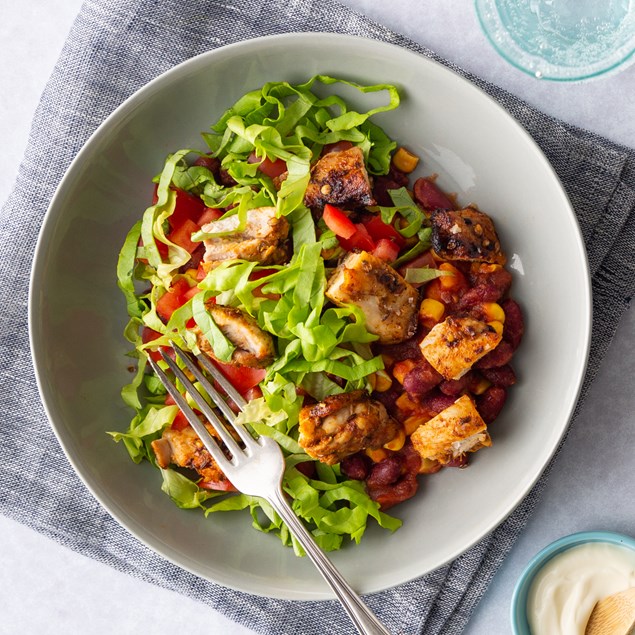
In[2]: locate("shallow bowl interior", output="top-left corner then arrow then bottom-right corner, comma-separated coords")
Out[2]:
29,33 -> 591,600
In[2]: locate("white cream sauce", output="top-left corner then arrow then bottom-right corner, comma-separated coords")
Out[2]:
526,542 -> 635,635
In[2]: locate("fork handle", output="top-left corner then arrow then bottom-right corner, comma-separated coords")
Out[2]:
269,489 -> 393,635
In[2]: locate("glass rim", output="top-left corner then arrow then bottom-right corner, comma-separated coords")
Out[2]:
475,0 -> 635,81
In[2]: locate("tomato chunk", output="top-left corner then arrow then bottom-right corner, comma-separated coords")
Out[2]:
339,223 -> 376,252
372,238 -> 400,262
213,360 -> 266,395
167,218 -> 200,253
156,278 -> 191,321
323,204 -> 356,239
141,327 -> 164,362
170,411 -> 190,431
247,151 -> 287,178
363,216 -> 405,247
169,188 -> 206,227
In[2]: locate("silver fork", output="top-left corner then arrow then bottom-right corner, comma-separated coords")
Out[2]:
148,343 -> 392,635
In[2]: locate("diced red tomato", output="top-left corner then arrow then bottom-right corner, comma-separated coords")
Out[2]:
339,223 -> 376,252
372,238 -> 400,262
170,411 -> 190,431
141,327 -> 164,362
169,188 -> 206,228
249,269 -> 279,300
156,278 -> 191,322
182,285 -> 200,302
247,151 -> 287,179
363,216 -> 406,247
322,140 -> 353,155
164,393 -> 176,406
197,207 -> 223,226
323,204 -> 356,239
212,360 -> 266,395
167,218 -> 200,253
198,479 -> 237,492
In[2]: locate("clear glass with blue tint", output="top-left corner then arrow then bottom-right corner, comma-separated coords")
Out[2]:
475,0 -> 635,80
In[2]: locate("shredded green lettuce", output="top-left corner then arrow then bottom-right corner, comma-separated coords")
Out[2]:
112,75 -> 418,554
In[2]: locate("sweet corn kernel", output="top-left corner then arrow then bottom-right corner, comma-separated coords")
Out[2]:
384,427 -> 406,451
488,320 -> 504,336
365,447 -> 389,463
396,392 -> 419,413
419,298 -> 445,324
403,414 -> 430,436
477,263 -> 503,273
373,370 -> 393,392
392,147 -> 420,174
471,376 -> 492,395
392,359 -> 417,385
439,262 -> 462,289
185,268 -> 199,280
481,302 -> 505,323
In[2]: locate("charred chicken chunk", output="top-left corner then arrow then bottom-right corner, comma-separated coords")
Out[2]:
326,250 -> 419,344
304,146 -> 375,211
410,395 -> 492,466
151,424 -> 232,487
196,305 -> 275,368
202,206 -> 289,266
431,208 -> 506,265
299,390 -> 400,465
419,316 -> 502,380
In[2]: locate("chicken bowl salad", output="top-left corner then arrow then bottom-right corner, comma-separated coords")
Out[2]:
112,75 -> 524,554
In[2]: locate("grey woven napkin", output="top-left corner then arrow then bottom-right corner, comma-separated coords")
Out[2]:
1,0 -> 634,633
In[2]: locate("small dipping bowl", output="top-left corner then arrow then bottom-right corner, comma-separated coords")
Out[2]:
511,531 -> 635,634
475,0 -> 635,81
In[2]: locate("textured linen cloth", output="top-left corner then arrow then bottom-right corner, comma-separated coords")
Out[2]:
2,1 -> 635,634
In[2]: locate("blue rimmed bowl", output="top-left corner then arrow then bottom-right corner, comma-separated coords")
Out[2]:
511,530 -> 635,634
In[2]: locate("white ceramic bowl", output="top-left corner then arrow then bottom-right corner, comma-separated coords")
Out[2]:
29,33 -> 591,600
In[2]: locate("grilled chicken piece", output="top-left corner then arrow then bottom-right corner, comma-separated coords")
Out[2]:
151,424 -> 232,487
202,206 -> 289,266
419,316 -> 501,380
195,305 -> 275,369
410,394 -> 491,466
304,146 -> 375,211
299,390 -> 400,465
326,251 -> 418,344
431,208 -> 506,265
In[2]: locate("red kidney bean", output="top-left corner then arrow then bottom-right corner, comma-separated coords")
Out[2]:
477,386 -> 507,423
446,454 -> 469,468
501,299 -> 524,350
420,391 -> 456,414
340,454 -> 371,481
403,360 -> 443,397
367,455 -> 403,487
399,442 -> 422,475
481,365 -> 516,387
372,166 -> 410,206
468,266 -> 512,296
219,167 -> 237,187
295,461 -> 317,479
475,341 -> 514,369
372,384 -> 401,412
193,154 -> 221,176
457,284 -> 504,309
368,474 -> 419,510
439,371 -> 473,397
378,337 -> 423,362
413,177 -> 454,211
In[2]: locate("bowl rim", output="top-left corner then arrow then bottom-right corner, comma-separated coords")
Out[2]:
28,31 -> 593,599
474,0 -> 635,82
510,530 -> 635,633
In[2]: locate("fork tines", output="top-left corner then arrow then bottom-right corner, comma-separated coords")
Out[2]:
147,343 -> 258,468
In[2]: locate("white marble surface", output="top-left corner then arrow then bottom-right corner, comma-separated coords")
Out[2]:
1,1 -> 634,634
